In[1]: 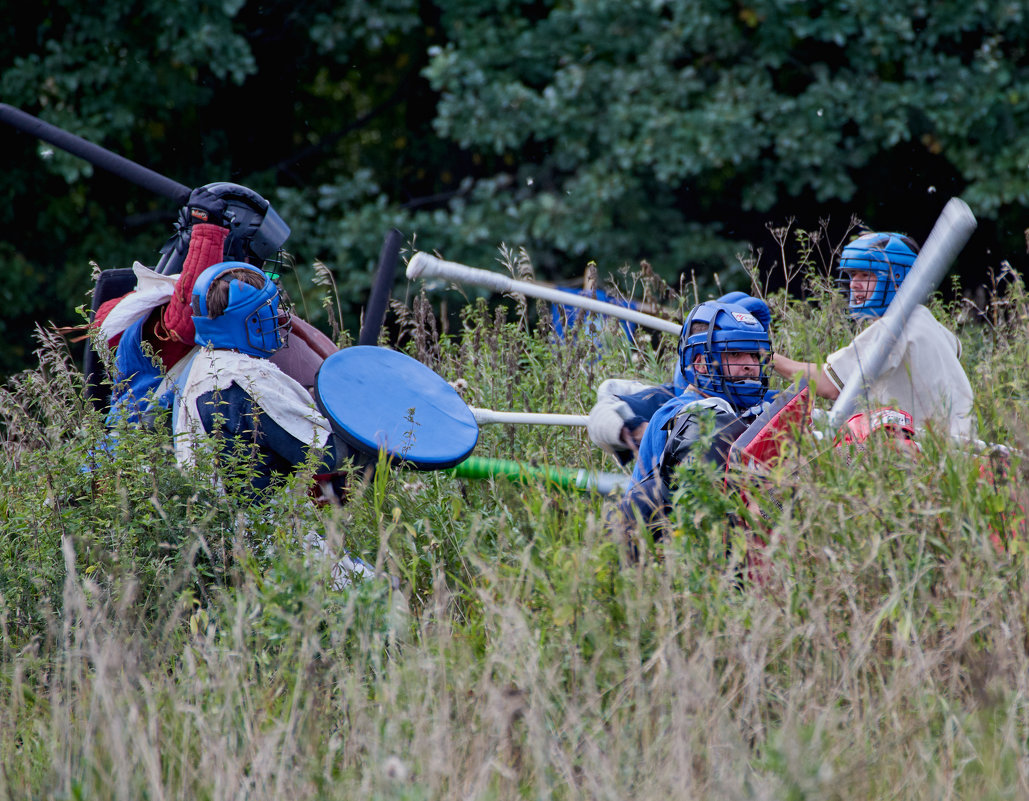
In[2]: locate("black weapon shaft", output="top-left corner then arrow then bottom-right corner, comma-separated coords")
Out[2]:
0,104 -> 191,204
359,228 -> 403,346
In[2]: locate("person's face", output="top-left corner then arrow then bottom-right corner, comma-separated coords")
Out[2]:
847,270 -> 877,305
694,351 -> 761,378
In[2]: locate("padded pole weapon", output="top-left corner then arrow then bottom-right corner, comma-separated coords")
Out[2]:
470,408 -> 588,426
407,252 -> 682,334
0,104 -> 191,204
447,455 -> 630,495
359,228 -> 403,346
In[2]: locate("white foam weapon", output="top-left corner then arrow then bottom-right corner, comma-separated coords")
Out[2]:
827,197 -> 978,431
407,252 -> 682,335
470,407 -> 588,426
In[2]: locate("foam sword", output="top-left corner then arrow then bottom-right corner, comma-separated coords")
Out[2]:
0,103 -> 191,203
407,251 -> 682,335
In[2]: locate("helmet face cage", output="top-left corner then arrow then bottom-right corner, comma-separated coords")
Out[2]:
836,232 -> 919,318
191,262 -> 291,357
678,302 -> 771,408
238,291 -> 292,356
257,247 -> 293,281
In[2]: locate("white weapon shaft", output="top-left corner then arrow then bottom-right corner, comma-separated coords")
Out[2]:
407,252 -> 682,335
470,407 -> 588,426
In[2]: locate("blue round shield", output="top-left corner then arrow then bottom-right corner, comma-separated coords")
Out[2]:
314,347 -> 478,470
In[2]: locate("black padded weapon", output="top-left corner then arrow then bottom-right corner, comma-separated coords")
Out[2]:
0,103 -> 191,204
359,228 -> 403,346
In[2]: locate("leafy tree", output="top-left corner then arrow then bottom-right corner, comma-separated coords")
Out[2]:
0,0 -> 428,375
418,0 -> 1029,276
2,0 -> 1029,378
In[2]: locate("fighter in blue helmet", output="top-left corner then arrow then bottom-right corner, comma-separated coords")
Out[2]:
835,231 -> 919,318
609,299 -> 774,537
174,262 -> 343,488
772,231 -> 974,437
631,299 -> 772,482
95,183 -> 292,429
171,262 -> 381,588
190,260 -> 291,357
586,291 -> 773,464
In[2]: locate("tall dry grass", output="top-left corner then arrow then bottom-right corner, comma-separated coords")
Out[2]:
1,243 -> 1028,799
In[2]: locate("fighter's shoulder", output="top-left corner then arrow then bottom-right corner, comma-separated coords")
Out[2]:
901,305 -> 961,353
667,393 -> 735,423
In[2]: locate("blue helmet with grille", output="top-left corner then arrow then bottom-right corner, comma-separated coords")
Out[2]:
837,232 -> 920,318
678,300 -> 771,408
191,262 -> 290,357
672,292 -> 771,393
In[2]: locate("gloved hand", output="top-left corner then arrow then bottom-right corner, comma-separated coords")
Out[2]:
587,401 -> 633,453
186,186 -> 228,228
588,378 -> 655,454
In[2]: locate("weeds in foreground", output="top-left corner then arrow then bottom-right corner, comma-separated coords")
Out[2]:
1,241 -> 1029,799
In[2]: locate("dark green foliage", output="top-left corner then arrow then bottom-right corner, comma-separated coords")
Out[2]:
3,0 -> 1029,383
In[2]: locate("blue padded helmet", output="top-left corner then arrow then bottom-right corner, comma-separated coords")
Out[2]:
191,262 -> 290,357
716,291 -> 771,332
837,232 -> 920,318
671,292 -> 770,393
678,301 -> 771,408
